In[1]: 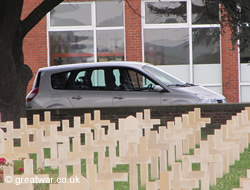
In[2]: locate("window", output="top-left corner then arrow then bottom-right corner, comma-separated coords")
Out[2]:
143,0 -> 220,66
128,70 -> 156,90
143,65 -> 185,85
192,0 -> 219,24
96,1 -> 124,27
74,71 -> 90,89
50,4 -> 92,26
112,68 -> 156,91
73,69 -> 106,90
50,31 -> 94,65
91,69 -> 105,87
239,31 -> 250,102
144,28 -> 189,65
51,67 -> 157,92
48,1 -> 125,66
145,1 -> 187,24
96,30 -> 124,62
51,71 -> 72,89
240,45 -> 250,64
142,0 -> 221,93
192,28 -> 220,64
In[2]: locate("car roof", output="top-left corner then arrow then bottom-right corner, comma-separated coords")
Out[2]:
38,61 -> 148,73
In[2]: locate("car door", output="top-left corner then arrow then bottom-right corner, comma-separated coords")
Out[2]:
112,68 -> 162,107
67,68 -> 113,108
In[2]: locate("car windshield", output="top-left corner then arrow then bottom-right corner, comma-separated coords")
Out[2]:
143,65 -> 186,86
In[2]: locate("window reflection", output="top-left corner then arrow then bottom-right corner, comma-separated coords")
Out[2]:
50,4 -> 92,26
144,29 -> 189,65
145,2 -> 187,24
240,45 -> 250,63
96,1 -> 124,27
97,30 -> 124,62
53,57 -> 94,65
49,2 -> 125,66
192,28 -> 220,64
49,31 -> 94,65
192,0 -> 219,24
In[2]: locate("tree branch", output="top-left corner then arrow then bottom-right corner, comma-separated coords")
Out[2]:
20,0 -> 64,38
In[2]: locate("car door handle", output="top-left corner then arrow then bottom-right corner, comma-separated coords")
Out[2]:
113,96 -> 124,100
72,96 -> 82,100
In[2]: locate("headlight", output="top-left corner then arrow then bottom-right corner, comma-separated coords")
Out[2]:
196,94 -> 218,104
221,99 -> 227,103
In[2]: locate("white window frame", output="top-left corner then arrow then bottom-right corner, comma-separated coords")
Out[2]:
238,44 -> 250,102
141,0 -> 222,88
46,1 -> 126,66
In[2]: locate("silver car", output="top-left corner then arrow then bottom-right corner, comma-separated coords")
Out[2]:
26,62 -> 226,109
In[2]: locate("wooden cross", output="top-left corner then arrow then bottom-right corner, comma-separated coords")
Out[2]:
0,138 -> 27,161
189,141 -> 223,185
97,157 -> 128,182
116,142 -> 150,190
86,164 -> 113,190
28,112 -> 60,137
93,127 -> 117,169
146,171 -> 171,190
136,109 -> 160,137
138,136 -> 160,181
45,143 -> 79,178
214,129 -> 240,164
171,162 -> 199,190
58,117 -> 91,138
221,122 -> 246,153
117,115 -> 142,157
207,134 -> 231,174
67,136 -> 94,166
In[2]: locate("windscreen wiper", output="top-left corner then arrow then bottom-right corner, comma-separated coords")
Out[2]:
167,83 -> 196,87
185,83 -> 196,86
167,84 -> 186,87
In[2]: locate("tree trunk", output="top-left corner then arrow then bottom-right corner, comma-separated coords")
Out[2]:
0,0 -> 63,127
0,30 -> 32,127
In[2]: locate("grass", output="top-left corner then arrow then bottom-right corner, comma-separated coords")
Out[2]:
210,144 -> 250,190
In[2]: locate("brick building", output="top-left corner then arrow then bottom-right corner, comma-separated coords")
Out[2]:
23,0 -> 250,103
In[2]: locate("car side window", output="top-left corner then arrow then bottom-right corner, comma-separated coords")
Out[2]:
73,68 -> 106,90
112,68 -> 156,91
51,67 -> 156,91
51,71 -> 71,89
91,69 -> 106,87
74,70 -> 91,89
128,70 -> 156,90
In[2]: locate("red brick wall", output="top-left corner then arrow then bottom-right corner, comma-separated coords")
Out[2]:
220,20 -> 240,103
125,0 -> 142,62
23,0 -> 48,93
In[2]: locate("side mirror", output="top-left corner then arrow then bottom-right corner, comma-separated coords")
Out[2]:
153,85 -> 164,92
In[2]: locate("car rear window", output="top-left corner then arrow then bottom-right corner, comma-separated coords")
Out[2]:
34,72 -> 41,88
51,71 -> 71,89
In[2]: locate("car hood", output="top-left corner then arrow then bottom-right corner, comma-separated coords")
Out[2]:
167,85 -> 225,100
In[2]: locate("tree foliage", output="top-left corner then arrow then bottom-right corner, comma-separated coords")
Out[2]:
211,0 -> 250,48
